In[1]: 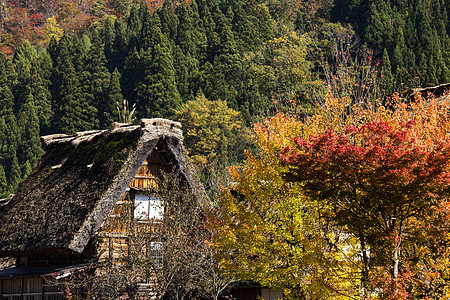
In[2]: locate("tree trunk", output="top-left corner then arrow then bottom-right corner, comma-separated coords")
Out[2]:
393,246 -> 399,279
359,230 -> 369,296
393,230 -> 402,279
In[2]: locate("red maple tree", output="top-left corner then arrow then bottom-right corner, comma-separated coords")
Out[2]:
280,120 -> 450,297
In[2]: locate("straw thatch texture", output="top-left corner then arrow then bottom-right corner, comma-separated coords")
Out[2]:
0,118 -> 203,256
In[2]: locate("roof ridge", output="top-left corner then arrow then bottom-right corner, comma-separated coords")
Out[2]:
41,118 -> 183,145
41,118 -> 183,146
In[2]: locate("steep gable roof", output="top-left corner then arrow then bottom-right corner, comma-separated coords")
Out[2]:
0,118 -> 205,256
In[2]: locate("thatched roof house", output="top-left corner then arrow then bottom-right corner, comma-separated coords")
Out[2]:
0,118 -> 204,257
410,82 -> 450,99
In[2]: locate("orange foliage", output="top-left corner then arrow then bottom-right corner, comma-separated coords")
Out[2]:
0,0 -> 102,52
250,92 -> 450,299
147,0 -> 165,13
5,7 -> 31,46
0,33 -> 15,56
61,13 -> 95,33
56,0 -> 79,22
0,0 -> 196,54
301,92 -> 450,148
0,45 -> 13,56
146,0 -> 191,13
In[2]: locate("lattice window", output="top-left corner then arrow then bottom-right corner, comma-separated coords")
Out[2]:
150,242 -> 163,269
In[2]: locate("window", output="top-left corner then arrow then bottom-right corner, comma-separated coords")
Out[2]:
150,242 -> 163,269
134,194 -> 164,220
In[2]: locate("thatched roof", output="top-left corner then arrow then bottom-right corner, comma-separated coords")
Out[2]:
0,118 -> 205,256
410,82 -> 450,99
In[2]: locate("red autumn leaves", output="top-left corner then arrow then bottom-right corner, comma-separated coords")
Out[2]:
280,120 -> 450,296
280,121 -> 450,212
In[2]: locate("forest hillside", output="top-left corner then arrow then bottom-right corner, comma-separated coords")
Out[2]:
2,1 -> 450,299
0,0 -> 449,197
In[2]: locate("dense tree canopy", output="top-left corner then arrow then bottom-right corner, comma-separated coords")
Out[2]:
281,120 -> 450,296
211,113 -> 361,299
1,0 -> 444,194
332,0 -> 450,90
212,94 -> 450,299
0,0 -> 315,196
2,0 -> 450,298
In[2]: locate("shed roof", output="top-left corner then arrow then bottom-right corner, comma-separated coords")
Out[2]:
0,118 -> 204,256
0,264 -> 88,279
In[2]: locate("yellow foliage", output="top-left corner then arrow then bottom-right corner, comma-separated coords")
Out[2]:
213,111 -> 363,299
44,17 -> 63,44
213,92 -> 450,299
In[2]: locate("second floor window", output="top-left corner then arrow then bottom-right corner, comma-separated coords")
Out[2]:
134,194 -> 164,220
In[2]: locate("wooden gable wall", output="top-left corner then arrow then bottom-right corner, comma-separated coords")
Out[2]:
97,149 -> 170,263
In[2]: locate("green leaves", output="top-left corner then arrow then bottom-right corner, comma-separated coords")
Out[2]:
175,93 -> 251,199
